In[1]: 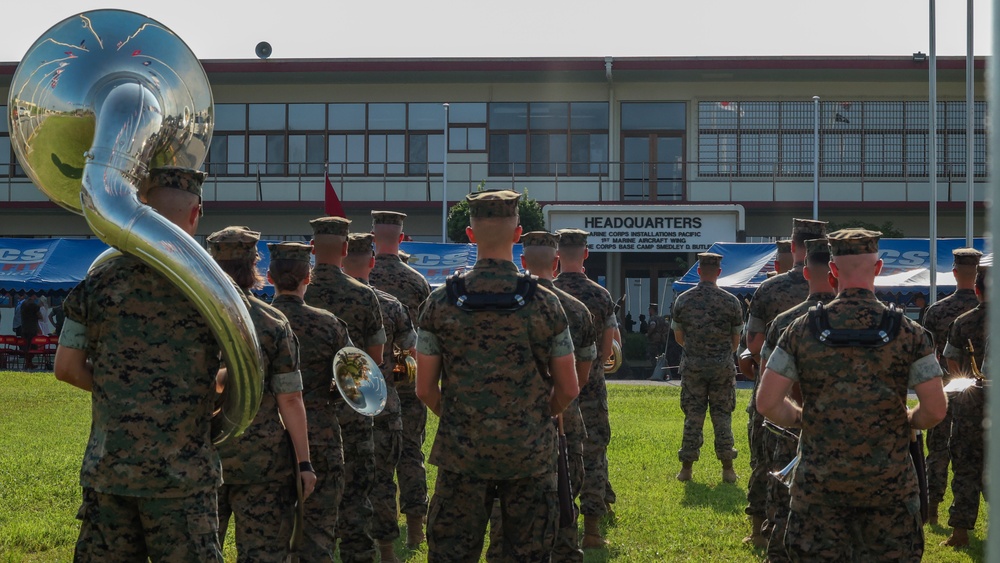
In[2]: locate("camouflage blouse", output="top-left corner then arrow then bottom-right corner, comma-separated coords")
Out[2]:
61,255 -> 222,497
306,263 -> 386,349
372,285 -> 417,419
671,281 -> 744,361
943,304 -> 987,374
217,296 -> 302,484
371,253 -> 431,328
553,271 -> 616,401
270,294 -> 351,449
767,288 -> 942,507
418,259 -> 573,479
922,289 -> 979,373
540,278 -> 598,454
746,266 -> 809,335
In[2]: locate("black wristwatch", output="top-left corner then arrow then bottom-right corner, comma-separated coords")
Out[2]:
299,461 -> 315,473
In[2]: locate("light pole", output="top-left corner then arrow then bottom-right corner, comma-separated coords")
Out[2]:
928,0 -> 938,304
812,96 -> 820,220
442,103 -> 449,243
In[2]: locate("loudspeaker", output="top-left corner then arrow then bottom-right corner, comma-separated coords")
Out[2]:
255,41 -> 272,60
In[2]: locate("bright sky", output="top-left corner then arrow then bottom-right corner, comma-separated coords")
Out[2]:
0,0 -> 993,63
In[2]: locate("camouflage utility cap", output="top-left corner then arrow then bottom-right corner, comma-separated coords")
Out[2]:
268,242 -> 312,262
347,232 -> 375,255
828,228 -> 881,256
207,226 -> 260,260
953,247 -> 983,266
698,252 -> 723,267
466,189 -> 521,218
520,231 -> 559,249
371,211 -> 406,226
792,218 -> 828,238
142,166 -> 206,198
776,240 -> 793,254
556,229 -> 590,247
310,216 -> 351,236
804,237 -> 830,260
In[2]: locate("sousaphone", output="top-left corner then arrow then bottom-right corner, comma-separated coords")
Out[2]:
8,10 -> 264,443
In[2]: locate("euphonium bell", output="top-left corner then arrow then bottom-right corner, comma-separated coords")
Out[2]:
8,10 -> 264,444
771,455 -> 799,488
604,339 -> 623,374
332,347 -> 388,416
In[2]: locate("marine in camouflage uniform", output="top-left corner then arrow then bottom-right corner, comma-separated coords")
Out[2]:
553,228 -> 619,549
757,229 -> 946,562
369,210 -> 433,549
55,168 -> 224,562
758,237 -> 834,563
345,232 -> 418,563
268,242 -> 353,561
645,305 -> 668,366
487,231 -> 599,562
919,247 -> 982,524
671,252 -> 744,483
305,216 -> 387,563
940,266 -> 988,548
416,190 -> 579,562
743,219 -> 826,547
208,227 -> 311,563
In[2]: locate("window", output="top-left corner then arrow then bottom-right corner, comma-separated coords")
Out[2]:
697,100 -> 988,178
448,103 -> 487,152
488,102 -> 608,176
0,105 -> 9,176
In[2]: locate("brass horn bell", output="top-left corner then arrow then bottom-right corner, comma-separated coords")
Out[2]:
8,10 -> 264,444
332,347 -> 388,416
604,339 -> 623,374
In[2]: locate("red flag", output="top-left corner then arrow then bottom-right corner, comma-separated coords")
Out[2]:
324,170 -> 346,218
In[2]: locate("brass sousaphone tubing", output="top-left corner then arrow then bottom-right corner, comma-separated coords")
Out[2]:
8,10 -> 264,443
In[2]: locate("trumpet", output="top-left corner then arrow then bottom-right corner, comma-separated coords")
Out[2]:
332,347 -> 388,416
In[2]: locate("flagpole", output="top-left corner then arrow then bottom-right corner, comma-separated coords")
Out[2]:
442,103 -> 450,243
929,0 -> 938,305
812,96 -> 820,220
965,0 -> 975,246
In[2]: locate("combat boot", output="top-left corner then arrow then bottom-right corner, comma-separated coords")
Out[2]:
941,527 -> 970,547
742,515 -> 768,549
721,460 -> 738,483
379,540 -> 402,563
676,461 -> 693,482
582,514 -> 609,549
405,514 -> 425,549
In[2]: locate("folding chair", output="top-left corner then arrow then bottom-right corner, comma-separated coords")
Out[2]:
0,335 -> 24,370
28,335 -> 55,370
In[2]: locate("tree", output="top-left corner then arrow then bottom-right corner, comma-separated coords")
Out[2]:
826,220 -> 904,238
446,183 -> 546,243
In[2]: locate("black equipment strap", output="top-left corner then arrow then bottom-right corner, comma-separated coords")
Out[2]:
808,302 -> 903,348
446,272 -> 538,312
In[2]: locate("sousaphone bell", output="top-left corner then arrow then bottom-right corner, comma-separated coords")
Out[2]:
333,347 -> 388,416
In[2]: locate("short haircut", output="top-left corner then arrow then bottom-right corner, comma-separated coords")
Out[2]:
806,251 -> 831,268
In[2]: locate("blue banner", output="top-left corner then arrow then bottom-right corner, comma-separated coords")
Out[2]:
0,238 -> 111,292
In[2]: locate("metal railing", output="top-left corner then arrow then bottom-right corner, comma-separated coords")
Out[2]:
0,159 -> 988,204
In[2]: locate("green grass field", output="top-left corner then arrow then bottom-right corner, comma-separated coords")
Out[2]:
0,372 -> 986,562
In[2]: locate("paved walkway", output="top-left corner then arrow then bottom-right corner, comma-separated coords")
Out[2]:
609,378 -> 754,390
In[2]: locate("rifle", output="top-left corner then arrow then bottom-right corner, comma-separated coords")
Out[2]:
555,415 -> 576,528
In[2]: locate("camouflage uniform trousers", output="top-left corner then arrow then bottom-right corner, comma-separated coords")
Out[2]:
334,405 -> 377,563
947,383 -> 985,531
486,447 -> 585,563
74,487 -> 222,562
397,389 -> 429,518
784,497 -> 923,562
372,411 -> 403,541
926,402 -> 954,505
745,406 -> 769,519
677,358 -> 738,462
428,468 -> 558,563
298,437 -> 345,562
218,480 -> 294,562
578,397 -> 612,517
765,432 -> 797,563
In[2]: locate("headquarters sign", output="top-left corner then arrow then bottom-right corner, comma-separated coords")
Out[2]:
544,205 -> 744,253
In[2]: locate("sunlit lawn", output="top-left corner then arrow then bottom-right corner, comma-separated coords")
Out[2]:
0,372 -> 986,562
